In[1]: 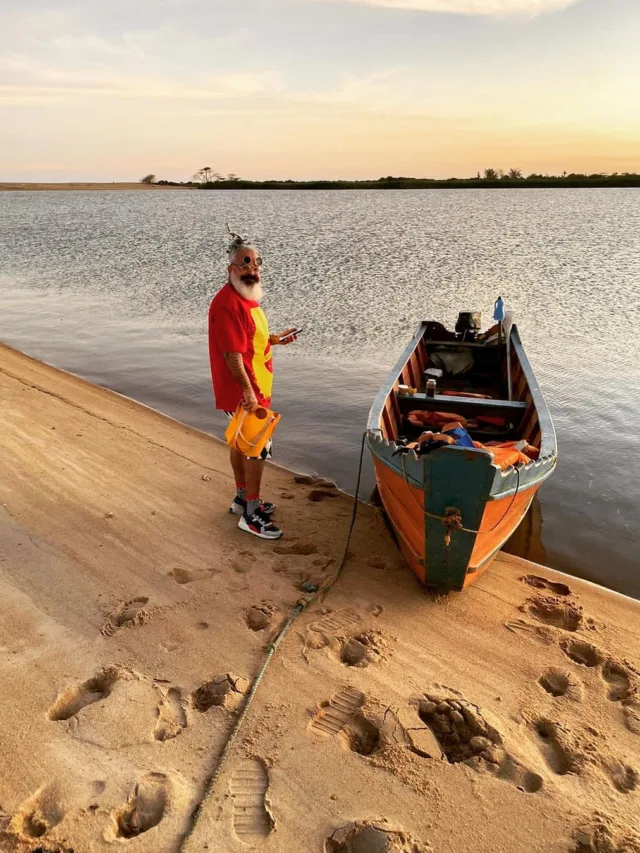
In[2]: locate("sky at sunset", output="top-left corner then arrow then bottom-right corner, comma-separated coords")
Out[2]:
1,0 -> 638,181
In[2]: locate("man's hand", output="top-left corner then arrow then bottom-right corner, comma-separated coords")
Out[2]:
223,352 -> 259,411
270,329 -> 298,346
242,387 -> 259,412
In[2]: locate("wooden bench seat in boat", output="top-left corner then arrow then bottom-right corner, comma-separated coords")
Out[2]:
396,392 -> 527,419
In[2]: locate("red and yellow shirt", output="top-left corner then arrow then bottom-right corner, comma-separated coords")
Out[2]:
208,283 -> 273,411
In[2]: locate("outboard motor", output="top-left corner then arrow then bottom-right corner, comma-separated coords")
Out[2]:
455,311 -> 481,341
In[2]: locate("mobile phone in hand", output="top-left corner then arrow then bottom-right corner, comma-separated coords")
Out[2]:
281,328 -> 303,342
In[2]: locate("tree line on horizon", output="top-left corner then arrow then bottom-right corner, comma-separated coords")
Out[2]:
139,166 -> 640,189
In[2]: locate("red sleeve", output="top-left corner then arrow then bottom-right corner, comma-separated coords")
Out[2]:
211,305 -> 248,353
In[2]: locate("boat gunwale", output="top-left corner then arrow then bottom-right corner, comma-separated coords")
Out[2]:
368,433 -> 555,498
366,321 -> 428,435
508,324 -> 556,460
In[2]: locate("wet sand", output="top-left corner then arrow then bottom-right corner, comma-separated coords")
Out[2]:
0,341 -> 639,853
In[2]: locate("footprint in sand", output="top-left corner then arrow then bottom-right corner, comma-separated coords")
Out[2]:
539,669 -> 569,697
601,659 -> 633,702
108,773 -> 168,840
50,668 -> 187,747
538,669 -> 583,701
153,687 -> 188,742
102,597 -> 150,636
522,574 -> 572,597
170,567 -> 216,585
304,609 -> 363,652
273,542 -> 318,556
48,667 -> 121,721
169,568 -> 195,585
624,705 -> 640,736
229,550 -> 257,574
192,674 -> 250,712
600,759 -> 638,794
247,609 -> 270,631
340,637 -> 371,667
521,596 -> 583,632
574,815 -> 640,852
93,780 -> 107,797
559,638 -> 604,668
229,759 -> 274,842
310,688 -> 366,737
308,609 -> 362,642
559,640 -> 635,705
504,619 -> 557,645
533,719 -> 637,792
533,720 -> 578,775
238,550 -> 257,561
334,630 -> 386,669
340,713 -> 382,757
307,489 -> 339,503
326,821 -> 430,853
246,605 -> 277,632
10,785 -> 64,840
418,695 -> 543,793
272,553 -> 332,592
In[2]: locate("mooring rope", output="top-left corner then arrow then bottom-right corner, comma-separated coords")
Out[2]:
400,452 -> 521,538
179,431 -> 368,851
178,602 -> 306,851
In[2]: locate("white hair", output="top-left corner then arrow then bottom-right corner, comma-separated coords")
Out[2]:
228,242 -> 257,264
227,225 -> 258,264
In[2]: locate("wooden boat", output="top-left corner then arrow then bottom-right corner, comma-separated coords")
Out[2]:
367,315 -> 557,592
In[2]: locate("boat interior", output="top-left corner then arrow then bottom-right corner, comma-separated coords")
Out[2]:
380,319 -> 542,453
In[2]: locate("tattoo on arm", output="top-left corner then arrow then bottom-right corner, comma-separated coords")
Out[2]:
223,352 -> 252,391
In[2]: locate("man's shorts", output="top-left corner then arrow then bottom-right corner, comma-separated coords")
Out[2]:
224,411 -> 273,461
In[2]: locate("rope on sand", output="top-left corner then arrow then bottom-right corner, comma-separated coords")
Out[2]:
178,432 -> 368,851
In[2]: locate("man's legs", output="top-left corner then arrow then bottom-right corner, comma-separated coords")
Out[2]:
245,458 -> 265,514
229,447 -> 247,493
234,454 -> 283,540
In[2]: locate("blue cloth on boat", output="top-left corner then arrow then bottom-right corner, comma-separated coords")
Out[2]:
493,297 -> 506,322
444,426 -> 476,448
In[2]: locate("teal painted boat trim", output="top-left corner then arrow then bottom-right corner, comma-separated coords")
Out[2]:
423,446 -> 496,591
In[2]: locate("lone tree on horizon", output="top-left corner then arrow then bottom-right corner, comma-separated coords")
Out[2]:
193,166 -> 222,183
140,174 -> 156,184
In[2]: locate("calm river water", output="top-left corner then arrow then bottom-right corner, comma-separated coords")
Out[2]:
1,189 -> 638,596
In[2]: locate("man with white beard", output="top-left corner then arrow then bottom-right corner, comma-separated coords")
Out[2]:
208,231 -> 297,540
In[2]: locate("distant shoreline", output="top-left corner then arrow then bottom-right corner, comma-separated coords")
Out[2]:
0,182 -> 193,192
2,177 -> 639,192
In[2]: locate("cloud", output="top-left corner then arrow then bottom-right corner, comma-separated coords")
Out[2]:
0,57 -> 283,105
49,33 -> 145,57
306,0 -> 581,15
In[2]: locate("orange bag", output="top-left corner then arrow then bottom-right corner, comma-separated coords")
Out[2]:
225,405 -> 280,458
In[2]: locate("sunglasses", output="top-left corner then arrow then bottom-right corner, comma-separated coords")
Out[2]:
231,255 -> 263,268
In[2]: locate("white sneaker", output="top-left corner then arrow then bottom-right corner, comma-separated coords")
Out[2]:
238,512 -> 283,540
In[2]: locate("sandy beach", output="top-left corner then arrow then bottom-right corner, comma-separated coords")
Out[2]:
0,341 -> 639,853
0,184 -> 191,192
